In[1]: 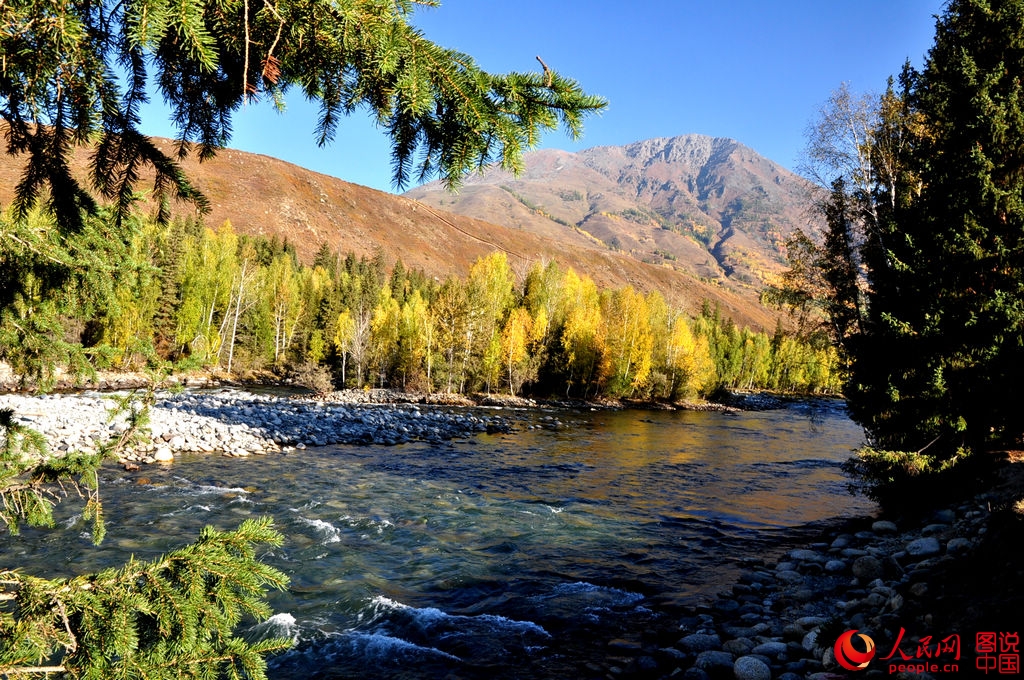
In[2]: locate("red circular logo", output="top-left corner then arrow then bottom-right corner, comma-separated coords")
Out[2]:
835,629 -> 876,671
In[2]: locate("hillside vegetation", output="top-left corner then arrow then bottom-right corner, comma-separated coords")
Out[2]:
0,137 -> 783,332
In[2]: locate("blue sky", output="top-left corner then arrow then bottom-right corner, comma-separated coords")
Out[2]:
140,1 -> 944,193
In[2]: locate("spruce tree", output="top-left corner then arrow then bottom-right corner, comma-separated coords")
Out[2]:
804,0 -> 1024,479
0,0 -> 606,234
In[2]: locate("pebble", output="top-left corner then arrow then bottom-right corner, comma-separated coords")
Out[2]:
649,498 -> 992,680
734,655 -> 772,680
852,555 -> 884,581
825,559 -> 847,573
679,633 -> 722,653
0,389 -> 512,463
751,641 -> 788,658
906,536 -> 942,557
693,650 -> 734,673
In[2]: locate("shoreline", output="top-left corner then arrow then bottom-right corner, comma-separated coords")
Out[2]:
0,388 -> 519,464
598,454 -> 1024,680
0,362 -> 831,414
0,382 -> 832,467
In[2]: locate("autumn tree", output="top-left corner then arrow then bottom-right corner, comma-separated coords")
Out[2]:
466,253 -> 516,393
500,307 -> 536,395
663,314 -> 715,399
0,0 -> 606,674
431,277 -> 472,393
559,270 -> 606,398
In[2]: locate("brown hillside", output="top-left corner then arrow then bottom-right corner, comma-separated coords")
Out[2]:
0,138 -> 780,330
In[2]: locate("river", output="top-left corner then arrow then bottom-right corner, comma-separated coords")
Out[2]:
4,399 -> 874,679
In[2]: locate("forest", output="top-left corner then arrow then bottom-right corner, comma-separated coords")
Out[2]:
1,207 -> 839,400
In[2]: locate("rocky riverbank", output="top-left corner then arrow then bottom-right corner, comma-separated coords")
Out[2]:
0,389 -> 513,463
587,455 -> 1024,680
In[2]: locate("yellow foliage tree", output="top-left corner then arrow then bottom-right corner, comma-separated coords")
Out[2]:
602,286 -> 653,397
560,269 -> 606,397
665,315 -> 716,399
500,307 -> 534,395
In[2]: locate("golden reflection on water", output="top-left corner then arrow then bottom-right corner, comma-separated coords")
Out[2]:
507,405 -> 869,528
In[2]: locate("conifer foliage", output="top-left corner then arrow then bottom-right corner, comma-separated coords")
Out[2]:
1,518 -> 289,679
0,0 -> 607,232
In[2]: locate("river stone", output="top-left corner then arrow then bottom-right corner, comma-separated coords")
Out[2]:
783,623 -> 806,641
830,535 -> 853,549
801,629 -> 819,652
946,537 -> 972,555
789,549 -> 824,562
153,447 -> 174,463
751,641 -> 788,658
797,616 -> 827,628
682,668 -> 712,680
680,633 -> 722,653
693,650 -> 734,674
872,520 -> 898,533
733,655 -> 772,680
933,508 -> 957,523
852,555 -> 883,581
906,536 -> 942,557
825,559 -> 847,573
723,638 -> 755,656
776,569 -> 804,585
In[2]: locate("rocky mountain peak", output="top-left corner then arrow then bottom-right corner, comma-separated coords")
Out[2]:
406,134 -> 820,293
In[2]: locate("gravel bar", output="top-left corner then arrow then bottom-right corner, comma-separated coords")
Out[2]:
0,388 -> 512,464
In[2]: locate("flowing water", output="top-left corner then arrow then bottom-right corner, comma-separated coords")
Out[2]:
4,399 -> 873,679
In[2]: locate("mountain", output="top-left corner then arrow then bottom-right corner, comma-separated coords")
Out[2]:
0,136 -> 796,330
405,134 -> 819,292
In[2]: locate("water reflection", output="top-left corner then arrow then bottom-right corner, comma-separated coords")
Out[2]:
2,400 -> 872,679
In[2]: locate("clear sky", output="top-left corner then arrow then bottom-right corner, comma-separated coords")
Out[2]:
140,1 -> 944,193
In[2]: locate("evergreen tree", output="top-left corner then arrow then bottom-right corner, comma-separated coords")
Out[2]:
844,0 -> 1024,459
1,0 -> 606,234
152,219 -> 188,353
796,0 -> 1024,486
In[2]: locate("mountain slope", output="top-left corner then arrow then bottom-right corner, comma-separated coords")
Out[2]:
0,137 -> 784,330
405,134 -> 819,292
